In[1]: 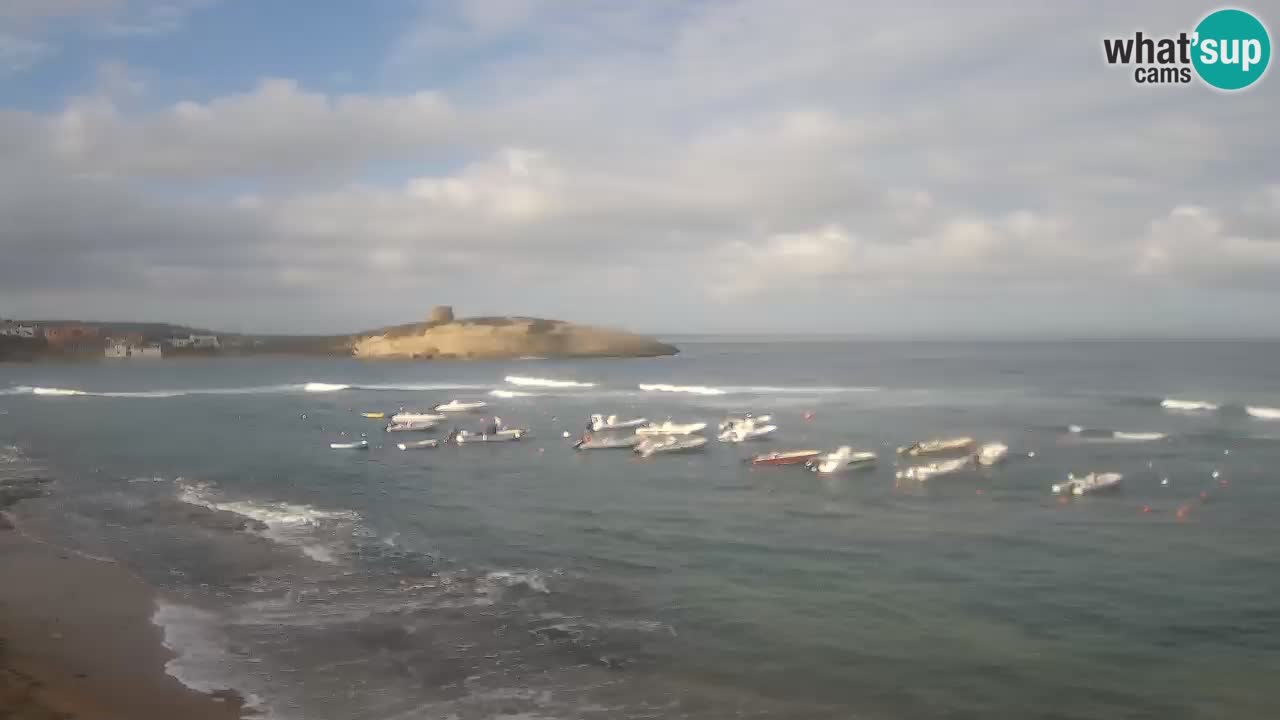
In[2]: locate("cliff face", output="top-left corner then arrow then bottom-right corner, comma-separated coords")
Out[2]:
350,317 -> 677,360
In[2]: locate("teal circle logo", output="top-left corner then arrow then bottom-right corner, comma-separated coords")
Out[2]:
1192,8 -> 1271,90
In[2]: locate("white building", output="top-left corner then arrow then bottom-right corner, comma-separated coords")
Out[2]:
106,341 -> 164,359
135,344 -> 163,358
189,334 -> 220,349
0,323 -> 36,338
105,340 -> 130,358
169,337 -> 193,348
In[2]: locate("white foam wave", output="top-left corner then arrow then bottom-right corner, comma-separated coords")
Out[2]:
485,570 -> 551,594
357,383 -> 490,391
489,389 -> 534,398
1112,431 -> 1167,442
638,383 -> 726,396
720,385 -> 880,394
177,481 -> 356,564
1161,398 -> 1219,412
152,602 -> 267,715
31,386 -> 87,396
1068,424 -> 1084,434
505,375 -> 595,388
1247,405 -> 1280,420
303,382 -> 350,393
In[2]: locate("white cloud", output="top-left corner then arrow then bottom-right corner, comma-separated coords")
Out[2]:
2,0 -> 1279,334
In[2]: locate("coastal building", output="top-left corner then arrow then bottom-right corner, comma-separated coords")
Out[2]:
135,344 -> 163,358
105,340 -> 130,358
0,322 -> 37,338
189,334 -> 221,349
105,341 -> 165,359
168,336 -> 193,348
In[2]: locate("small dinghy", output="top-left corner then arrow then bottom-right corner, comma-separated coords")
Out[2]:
751,449 -> 821,466
806,446 -> 877,473
574,433 -> 641,450
975,442 -> 1009,466
635,435 -> 708,457
1052,472 -> 1122,496
385,420 -> 438,433
361,412 -> 386,419
898,436 -> 976,456
397,439 -> 439,451
896,455 -> 972,481
718,414 -> 773,432
718,421 -> 778,443
451,428 -> 528,444
391,412 -> 446,424
636,421 -> 707,436
589,414 -> 649,431
436,400 -> 487,413
330,440 -> 369,450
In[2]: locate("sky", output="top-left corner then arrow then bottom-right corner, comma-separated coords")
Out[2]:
1,0 -> 1278,337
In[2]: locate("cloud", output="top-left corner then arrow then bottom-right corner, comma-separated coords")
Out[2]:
2,0 -> 1279,334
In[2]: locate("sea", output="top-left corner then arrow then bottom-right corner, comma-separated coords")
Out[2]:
2,340 -> 1279,720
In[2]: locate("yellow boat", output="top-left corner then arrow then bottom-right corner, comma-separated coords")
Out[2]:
360,412 -> 385,419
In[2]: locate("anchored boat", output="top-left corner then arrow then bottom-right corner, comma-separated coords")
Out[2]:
896,455 -> 972,481
898,436 -> 976,456
717,420 -> 778,443
806,446 -> 877,473
975,442 -> 1009,466
451,428 -> 528,444
574,433 -> 641,450
1052,472 -> 1122,496
436,400 -> 487,413
397,439 -> 439,451
636,421 -> 707,436
589,414 -> 649,431
635,436 -> 708,457
330,440 -> 369,450
384,420 -> 438,433
750,450 -> 821,466
390,412 -> 446,424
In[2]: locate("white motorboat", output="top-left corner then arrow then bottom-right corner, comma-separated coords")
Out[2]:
717,414 -> 773,432
451,428 -> 528,444
390,412 -> 446,424
717,421 -> 778,443
635,435 -> 708,457
636,421 -> 707,436
975,442 -> 1009,466
384,420 -> 438,433
589,414 -> 649,431
330,440 -> 369,450
397,439 -> 439,451
435,400 -> 487,413
898,436 -> 976,456
1052,472 -> 1123,496
574,433 -> 641,450
806,446 -> 877,473
896,455 -> 972,481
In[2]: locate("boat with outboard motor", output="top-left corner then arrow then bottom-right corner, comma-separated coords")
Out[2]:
635,435 -> 708,456
589,414 -> 649,431
750,449 -> 821,466
806,446 -> 877,473
397,439 -> 439,450
574,433 -> 641,450
898,436 -> 976,456
450,428 -> 528,444
390,412 -> 446,424
717,420 -> 778,442
896,455 -> 972,481
330,440 -> 369,450
636,421 -> 707,436
384,420 -> 438,433
1052,472 -> 1122,496
717,414 -> 773,432
975,442 -> 1009,466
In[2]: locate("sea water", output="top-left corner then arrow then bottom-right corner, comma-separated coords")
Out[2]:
2,340 -> 1279,719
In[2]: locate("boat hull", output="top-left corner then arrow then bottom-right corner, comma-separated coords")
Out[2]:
750,450 -> 820,466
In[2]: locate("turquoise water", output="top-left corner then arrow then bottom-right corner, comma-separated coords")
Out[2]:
2,341 -> 1279,719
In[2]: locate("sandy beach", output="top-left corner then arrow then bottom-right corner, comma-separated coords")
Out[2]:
0,515 -> 243,720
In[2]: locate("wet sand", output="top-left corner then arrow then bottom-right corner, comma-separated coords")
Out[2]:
0,518 -> 243,720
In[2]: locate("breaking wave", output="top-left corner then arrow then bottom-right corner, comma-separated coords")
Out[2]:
504,375 -> 595,388
1112,431 -> 1168,442
484,570 -> 552,594
177,480 -> 358,564
30,386 -> 87,396
1067,425 -> 1166,442
152,602 -> 268,715
490,389 -> 534,398
303,382 -> 350,393
1247,406 -> 1280,420
720,385 -> 880,394
1161,398 -> 1220,412
638,383 -> 726,396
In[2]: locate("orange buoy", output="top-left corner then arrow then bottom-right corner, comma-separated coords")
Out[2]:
803,411 -> 815,421
1140,505 -> 1152,514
